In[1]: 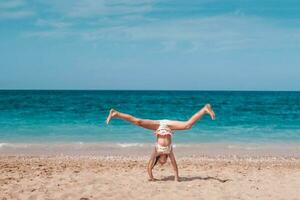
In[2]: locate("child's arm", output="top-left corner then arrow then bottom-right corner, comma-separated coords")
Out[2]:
147,148 -> 157,181
169,150 -> 179,181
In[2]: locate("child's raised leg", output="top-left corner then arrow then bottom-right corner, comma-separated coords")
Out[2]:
166,104 -> 215,130
106,109 -> 160,130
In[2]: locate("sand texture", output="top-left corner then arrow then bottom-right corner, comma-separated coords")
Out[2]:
0,156 -> 299,200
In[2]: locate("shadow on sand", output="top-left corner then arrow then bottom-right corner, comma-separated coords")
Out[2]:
159,176 -> 230,183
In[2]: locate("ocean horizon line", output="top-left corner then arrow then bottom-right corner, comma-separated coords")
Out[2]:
1,89 -> 300,92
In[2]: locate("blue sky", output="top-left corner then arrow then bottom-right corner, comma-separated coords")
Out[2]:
0,0 -> 300,90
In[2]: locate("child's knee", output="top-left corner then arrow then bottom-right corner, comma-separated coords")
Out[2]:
133,118 -> 142,126
184,122 -> 192,129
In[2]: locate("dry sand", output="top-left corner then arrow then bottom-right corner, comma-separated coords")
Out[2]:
1,155 -> 299,200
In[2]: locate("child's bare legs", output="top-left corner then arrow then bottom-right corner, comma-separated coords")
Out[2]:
169,150 -> 179,181
106,109 -> 160,130
167,104 -> 215,130
106,104 -> 215,130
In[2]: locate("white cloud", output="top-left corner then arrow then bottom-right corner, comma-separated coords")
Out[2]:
24,30 -> 71,38
25,15 -> 300,52
0,0 -> 24,9
0,0 -> 35,19
35,19 -> 72,29
0,10 -> 34,19
76,16 -> 300,51
38,0 -> 155,18
16,1 -> 299,52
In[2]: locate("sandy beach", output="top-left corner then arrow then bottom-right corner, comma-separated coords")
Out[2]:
1,154 -> 299,200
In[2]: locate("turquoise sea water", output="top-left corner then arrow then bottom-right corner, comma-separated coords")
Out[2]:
0,90 -> 300,144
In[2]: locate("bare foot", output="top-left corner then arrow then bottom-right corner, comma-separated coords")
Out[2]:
205,104 -> 216,120
175,176 -> 180,182
106,109 -> 118,124
148,178 -> 158,182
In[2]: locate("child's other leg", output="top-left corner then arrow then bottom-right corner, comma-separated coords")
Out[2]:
106,109 -> 160,130
166,104 -> 215,130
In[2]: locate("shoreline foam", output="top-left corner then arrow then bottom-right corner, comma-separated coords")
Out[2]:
1,141 -> 299,157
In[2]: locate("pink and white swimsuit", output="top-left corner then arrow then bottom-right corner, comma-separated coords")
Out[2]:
155,120 -> 173,154
155,120 -> 173,137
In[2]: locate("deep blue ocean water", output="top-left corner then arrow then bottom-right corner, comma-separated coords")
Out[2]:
0,90 -> 300,144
